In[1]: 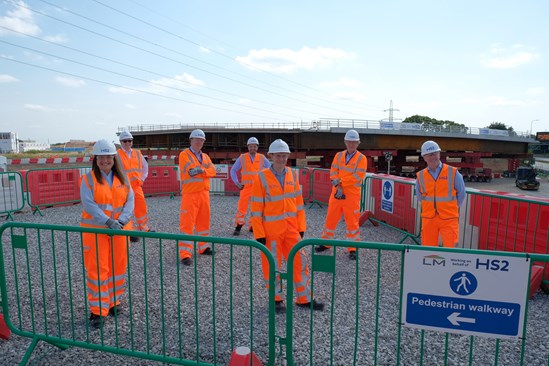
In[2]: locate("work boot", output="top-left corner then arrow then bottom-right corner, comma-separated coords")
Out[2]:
349,251 -> 357,260
89,313 -> 107,329
275,300 -> 286,313
108,305 -> 123,317
130,236 -> 140,243
296,300 -> 325,311
201,248 -> 213,255
233,225 -> 243,236
181,257 -> 192,266
315,245 -> 330,253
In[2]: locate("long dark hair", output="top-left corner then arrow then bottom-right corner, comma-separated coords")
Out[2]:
92,155 -> 128,186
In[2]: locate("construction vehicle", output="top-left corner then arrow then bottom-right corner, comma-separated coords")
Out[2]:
515,166 -> 540,191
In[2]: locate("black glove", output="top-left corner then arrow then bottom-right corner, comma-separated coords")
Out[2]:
118,219 -> 127,227
299,231 -> 304,239
257,238 -> 266,245
106,218 -> 123,230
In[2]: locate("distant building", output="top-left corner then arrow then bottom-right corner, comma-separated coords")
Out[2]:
0,132 -> 19,153
50,139 -> 93,153
18,139 -> 50,152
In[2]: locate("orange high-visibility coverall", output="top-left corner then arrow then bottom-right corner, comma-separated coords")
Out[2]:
118,148 -> 149,231
250,168 -> 312,304
178,148 -> 217,259
80,172 -> 132,317
234,152 -> 268,227
321,151 -> 367,250
416,164 -> 459,247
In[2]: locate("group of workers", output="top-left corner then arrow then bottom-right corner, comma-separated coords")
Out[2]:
80,128 -> 465,328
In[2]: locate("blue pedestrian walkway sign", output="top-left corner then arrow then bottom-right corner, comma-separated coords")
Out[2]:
401,250 -> 530,339
381,179 -> 394,213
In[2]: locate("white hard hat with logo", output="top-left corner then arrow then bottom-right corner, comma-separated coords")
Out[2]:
93,139 -> 117,155
247,137 -> 259,145
189,129 -> 206,139
268,139 -> 290,154
344,129 -> 360,142
118,130 -> 133,140
421,140 -> 441,156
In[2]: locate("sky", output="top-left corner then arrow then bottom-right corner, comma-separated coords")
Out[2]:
0,0 -> 548,144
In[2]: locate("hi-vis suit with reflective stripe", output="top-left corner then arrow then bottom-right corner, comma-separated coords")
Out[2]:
234,152 -> 269,227
80,171 -> 134,317
117,148 -> 150,231
250,167 -> 312,304
416,163 -> 460,247
321,151 -> 367,248
178,148 -> 217,259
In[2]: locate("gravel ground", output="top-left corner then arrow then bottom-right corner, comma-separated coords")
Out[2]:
1,195 -> 548,366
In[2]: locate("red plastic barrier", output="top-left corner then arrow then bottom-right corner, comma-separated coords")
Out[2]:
224,165 -> 241,195
297,167 -> 311,202
311,168 -> 332,204
26,169 -> 81,208
370,174 -> 418,235
142,166 -> 180,197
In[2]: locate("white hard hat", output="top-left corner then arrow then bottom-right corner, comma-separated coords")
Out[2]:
344,129 -> 360,142
268,139 -> 290,154
421,140 -> 441,156
189,129 -> 206,139
247,137 -> 259,145
93,139 -> 117,156
118,130 -> 133,140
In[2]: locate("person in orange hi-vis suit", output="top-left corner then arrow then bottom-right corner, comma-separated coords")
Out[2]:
315,130 -> 368,260
415,140 -> 466,247
251,139 -> 324,313
231,136 -> 271,236
80,139 -> 135,329
117,131 -> 152,241
178,129 -> 217,266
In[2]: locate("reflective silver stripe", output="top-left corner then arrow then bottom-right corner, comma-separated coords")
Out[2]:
294,250 -> 311,302
182,178 -> 203,184
418,171 -> 426,196
87,288 -> 110,299
88,277 -> 111,287
296,204 -> 304,210
250,196 -> 263,203
81,218 -> 99,225
263,214 -> 286,222
97,203 -> 112,211
85,172 -> 95,190
195,229 -> 210,235
258,172 -> 270,199
447,165 -> 455,198
88,300 -> 110,308
250,211 -> 262,217
339,165 -> 357,173
203,163 -> 212,168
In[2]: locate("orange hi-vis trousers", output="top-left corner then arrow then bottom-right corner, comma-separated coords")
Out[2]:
132,182 -> 150,232
260,229 -> 312,304
421,214 -> 459,247
234,184 -> 253,227
321,193 -> 361,252
179,190 -> 211,259
83,230 -> 129,316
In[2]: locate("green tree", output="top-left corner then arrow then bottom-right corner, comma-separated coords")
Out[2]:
486,122 -> 514,131
403,115 -> 467,132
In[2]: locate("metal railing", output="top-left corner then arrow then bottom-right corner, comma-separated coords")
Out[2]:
0,172 -> 25,221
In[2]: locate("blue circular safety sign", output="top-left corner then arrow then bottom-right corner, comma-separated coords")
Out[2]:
449,271 -> 478,296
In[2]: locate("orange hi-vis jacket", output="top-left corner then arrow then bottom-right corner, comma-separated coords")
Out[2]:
250,168 -> 306,239
240,153 -> 268,185
80,172 -> 131,227
416,164 -> 459,219
329,150 -> 367,196
178,148 -> 217,193
117,148 -> 144,187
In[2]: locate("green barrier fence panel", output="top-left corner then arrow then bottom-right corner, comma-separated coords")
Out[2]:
0,172 -> 26,221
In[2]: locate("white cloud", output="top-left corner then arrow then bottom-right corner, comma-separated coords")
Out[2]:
25,104 -> 54,112
125,104 -> 136,109
109,72 -> 205,96
236,46 -> 354,74
0,1 -> 41,36
199,46 -> 211,53
55,76 -> 86,87
526,87 -> 545,96
0,74 -> 19,83
43,34 -> 68,43
238,98 -> 252,105
318,77 -> 362,89
481,44 -> 539,69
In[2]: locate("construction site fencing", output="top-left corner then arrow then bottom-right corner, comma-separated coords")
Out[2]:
309,168 -> 332,206
0,222 -> 276,365
142,165 -> 180,198
0,172 -> 26,221
285,239 -> 549,366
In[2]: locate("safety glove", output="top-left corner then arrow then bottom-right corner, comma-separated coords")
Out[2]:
334,186 -> 345,199
106,218 -> 123,230
299,232 -> 304,239
331,179 -> 341,187
257,238 -> 266,245
235,182 -> 244,190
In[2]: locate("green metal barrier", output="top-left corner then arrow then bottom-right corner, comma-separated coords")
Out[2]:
23,167 -> 91,216
0,172 -> 26,221
0,222 -> 277,365
284,239 -> 549,365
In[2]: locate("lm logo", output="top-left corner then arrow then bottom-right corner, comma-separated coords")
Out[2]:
423,254 -> 445,266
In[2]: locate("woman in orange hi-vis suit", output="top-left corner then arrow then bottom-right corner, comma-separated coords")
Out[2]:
80,139 -> 135,329
178,129 -> 217,266
231,136 -> 271,235
251,139 -> 324,312
315,130 -> 368,260
117,130 -> 152,237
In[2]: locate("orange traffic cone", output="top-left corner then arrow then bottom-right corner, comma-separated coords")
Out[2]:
0,314 -> 10,340
228,346 -> 262,366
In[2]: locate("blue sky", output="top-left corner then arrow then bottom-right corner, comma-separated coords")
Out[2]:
0,0 -> 547,144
